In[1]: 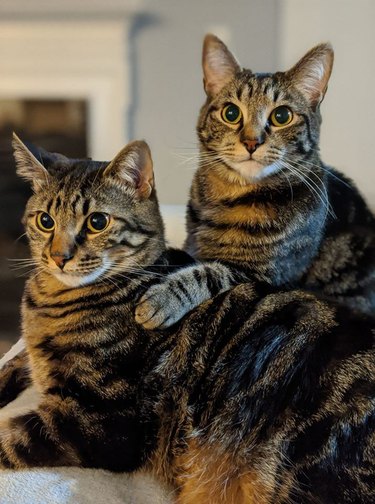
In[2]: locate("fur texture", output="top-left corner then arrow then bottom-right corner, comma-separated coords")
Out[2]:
135,35 -> 375,331
0,140 -> 374,503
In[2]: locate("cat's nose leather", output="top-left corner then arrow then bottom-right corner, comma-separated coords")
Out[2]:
242,137 -> 264,154
51,253 -> 73,270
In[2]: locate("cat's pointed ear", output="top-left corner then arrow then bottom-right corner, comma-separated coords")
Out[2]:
103,140 -> 154,199
202,34 -> 241,97
23,142 -> 70,170
12,133 -> 50,192
286,43 -> 334,108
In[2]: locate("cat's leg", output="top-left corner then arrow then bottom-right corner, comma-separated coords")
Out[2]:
135,262 -> 249,329
0,350 -> 31,408
0,398 -> 81,468
0,394 -> 148,471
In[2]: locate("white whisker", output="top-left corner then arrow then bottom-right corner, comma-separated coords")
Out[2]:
279,160 -> 335,220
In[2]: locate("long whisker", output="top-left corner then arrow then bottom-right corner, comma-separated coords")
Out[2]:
278,161 -> 294,203
296,157 -> 352,189
7,259 -> 40,272
7,257 -> 34,263
108,257 -> 161,275
27,266 -> 46,282
11,232 -> 28,245
279,160 -> 335,220
14,265 -> 45,279
285,159 -> 337,219
109,263 -> 165,279
282,163 -> 327,211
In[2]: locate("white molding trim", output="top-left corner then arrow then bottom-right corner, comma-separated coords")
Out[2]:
0,18 -> 136,160
0,76 -> 121,161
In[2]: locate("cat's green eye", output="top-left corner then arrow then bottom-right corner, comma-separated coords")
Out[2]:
270,106 -> 293,127
221,104 -> 242,124
36,212 -> 55,232
86,213 -> 110,234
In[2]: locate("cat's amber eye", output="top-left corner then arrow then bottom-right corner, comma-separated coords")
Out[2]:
86,213 -> 110,234
36,212 -> 55,232
221,103 -> 242,124
269,106 -> 293,127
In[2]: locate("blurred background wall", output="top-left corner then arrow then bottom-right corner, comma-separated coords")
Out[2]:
0,0 -> 374,353
133,0 -> 280,204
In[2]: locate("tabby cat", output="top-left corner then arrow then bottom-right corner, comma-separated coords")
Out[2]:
135,35 -> 375,331
0,136 -> 375,503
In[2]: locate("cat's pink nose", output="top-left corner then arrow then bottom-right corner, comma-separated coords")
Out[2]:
51,253 -> 73,270
242,137 -> 264,154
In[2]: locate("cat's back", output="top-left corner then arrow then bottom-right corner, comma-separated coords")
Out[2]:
324,164 -> 375,229
159,285 -> 375,502
302,165 -> 375,312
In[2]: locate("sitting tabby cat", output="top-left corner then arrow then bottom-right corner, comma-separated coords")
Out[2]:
1,135 -> 375,504
135,35 -> 375,330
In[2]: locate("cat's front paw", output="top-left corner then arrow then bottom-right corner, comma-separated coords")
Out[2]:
135,284 -> 186,329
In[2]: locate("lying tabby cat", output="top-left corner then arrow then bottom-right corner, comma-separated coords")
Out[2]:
135,35 -> 375,330
1,136 -> 375,504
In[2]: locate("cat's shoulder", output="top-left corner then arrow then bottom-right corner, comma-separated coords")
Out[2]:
325,164 -> 375,226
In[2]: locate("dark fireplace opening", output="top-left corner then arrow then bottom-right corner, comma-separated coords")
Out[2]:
0,99 -> 88,355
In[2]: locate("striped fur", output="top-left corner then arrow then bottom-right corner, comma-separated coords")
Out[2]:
136,35 -> 375,330
0,140 -> 375,503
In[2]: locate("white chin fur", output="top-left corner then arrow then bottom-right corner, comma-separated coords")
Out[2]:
227,159 -> 281,183
53,262 -> 111,287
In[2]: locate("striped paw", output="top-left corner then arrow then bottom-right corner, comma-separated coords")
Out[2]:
135,283 -> 188,329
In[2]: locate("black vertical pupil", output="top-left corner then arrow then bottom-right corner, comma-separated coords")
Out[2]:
41,213 -> 54,229
274,107 -> 290,123
90,213 -> 107,230
225,104 -> 240,122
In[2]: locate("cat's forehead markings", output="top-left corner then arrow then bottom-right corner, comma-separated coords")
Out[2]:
82,198 -> 90,216
46,199 -> 53,214
55,195 -> 62,212
254,72 -> 273,80
70,194 -> 81,215
235,86 -> 244,102
233,75 -> 273,104
247,75 -> 274,99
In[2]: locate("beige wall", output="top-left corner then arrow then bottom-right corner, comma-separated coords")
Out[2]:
276,0 -> 375,206
133,0 -> 280,205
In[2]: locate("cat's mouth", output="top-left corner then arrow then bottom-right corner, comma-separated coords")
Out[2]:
52,260 -> 111,287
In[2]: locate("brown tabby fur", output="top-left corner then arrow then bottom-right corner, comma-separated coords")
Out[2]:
0,94 -> 374,502
188,35 -> 375,304
0,154 -> 374,503
135,35 -> 374,332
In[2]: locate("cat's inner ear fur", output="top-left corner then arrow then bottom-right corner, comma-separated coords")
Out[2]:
202,34 -> 241,97
104,141 -> 154,199
286,43 -> 334,108
12,133 -> 50,192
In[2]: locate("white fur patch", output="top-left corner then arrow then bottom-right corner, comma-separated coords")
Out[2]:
300,60 -> 326,97
119,151 -> 140,186
225,158 -> 282,183
53,259 -> 111,287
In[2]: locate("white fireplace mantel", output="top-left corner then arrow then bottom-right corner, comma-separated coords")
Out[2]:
0,1 -> 143,160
